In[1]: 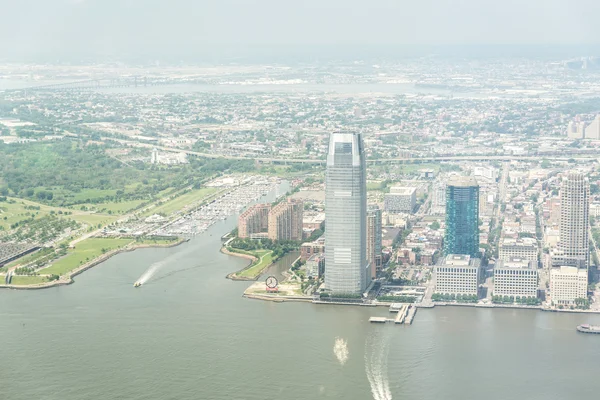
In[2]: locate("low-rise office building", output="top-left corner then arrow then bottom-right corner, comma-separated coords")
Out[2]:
550,266 -> 588,305
434,254 -> 481,295
494,258 -> 538,298
498,237 -> 538,262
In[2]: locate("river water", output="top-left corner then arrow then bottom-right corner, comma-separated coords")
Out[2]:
1,211 -> 599,400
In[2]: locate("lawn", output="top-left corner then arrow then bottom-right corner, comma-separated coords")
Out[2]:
367,181 -> 385,191
143,187 -> 218,217
237,250 -> 274,278
9,275 -> 49,285
40,238 -> 133,276
77,199 -> 146,215
0,197 -> 116,232
69,213 -> 118,227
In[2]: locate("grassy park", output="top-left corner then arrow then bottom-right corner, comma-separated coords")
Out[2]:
236,250 -> 274,279
40,238 -> 133,276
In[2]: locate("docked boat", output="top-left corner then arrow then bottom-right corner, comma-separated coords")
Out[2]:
576,324 -> 600,334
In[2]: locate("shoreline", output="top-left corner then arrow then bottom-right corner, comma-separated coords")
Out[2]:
240,293 -> 600,315
0,238 -> 188,290
221,246 -> 269,281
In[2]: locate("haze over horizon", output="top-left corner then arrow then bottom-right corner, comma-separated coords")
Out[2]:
2,0 -> 600,62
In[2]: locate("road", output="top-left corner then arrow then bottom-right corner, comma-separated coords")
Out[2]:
102,137 -> 599,165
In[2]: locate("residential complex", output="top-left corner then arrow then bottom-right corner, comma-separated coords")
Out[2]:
268,198 -> 303,241
324,133 -> 370,294
238,204 -> 271,239
384,186 -> 416,213
493,258 -> 538,298
554,172 -> 589,268
434,254 -> 481,296
444,176 -> 479,257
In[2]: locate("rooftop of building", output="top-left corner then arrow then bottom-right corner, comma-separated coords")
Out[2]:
440,254 -> 481,268
495,258 -> 536,270
447,176 -> 478,188
388,186 -> 417,195
551,265 -> 588,275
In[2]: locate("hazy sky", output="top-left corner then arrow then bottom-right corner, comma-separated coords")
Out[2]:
1,0 -> 600,60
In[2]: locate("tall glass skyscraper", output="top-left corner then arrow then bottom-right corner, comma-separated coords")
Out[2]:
324,133 -> 370,294
444,176 -> 479,257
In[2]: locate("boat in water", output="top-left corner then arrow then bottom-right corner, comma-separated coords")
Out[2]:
576,324 -> 600,334
134,282 -> 142,288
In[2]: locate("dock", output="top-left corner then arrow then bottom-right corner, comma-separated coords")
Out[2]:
368,304 -> 415,325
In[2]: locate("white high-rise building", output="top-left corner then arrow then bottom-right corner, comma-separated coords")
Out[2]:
324,133 -> 370,294
567,121 -> 585,139
555,172 -> 589,268
584,115 -> 600,140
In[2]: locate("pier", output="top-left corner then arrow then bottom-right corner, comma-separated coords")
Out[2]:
368,304 -> 416,325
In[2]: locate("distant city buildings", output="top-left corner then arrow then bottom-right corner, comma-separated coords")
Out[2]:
324,132 -> 370,294
444,176 -> 479,257
268,198 -> 304,241
366,205 -> 382,279
434,254 -> 481,296
384,186 -> 416,213
567,115 -> 600,139
493,258 -> 538,299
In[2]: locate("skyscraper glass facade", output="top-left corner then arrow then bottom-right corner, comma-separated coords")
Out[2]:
444,177 -> 479,257
324,133 -> 370,294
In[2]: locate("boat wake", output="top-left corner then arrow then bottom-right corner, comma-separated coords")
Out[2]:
333,337 -> 349,365
364,330 -> 392,400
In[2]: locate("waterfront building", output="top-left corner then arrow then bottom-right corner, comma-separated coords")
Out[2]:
494,258 -> 538,298
300,237 -> 325,262
305,254 -> 325,279
384,186 -> 416,213
366,205 -> 382,278
324,132 -> 370,294
444,176 -> 479,257
554,172 -> 589,268
584,115 -> 600,139
498,237 -> 538,263
238,204 -> 271,239
550,266 -> 588,305
434,254 -> 481,296
268,198 -> 304,241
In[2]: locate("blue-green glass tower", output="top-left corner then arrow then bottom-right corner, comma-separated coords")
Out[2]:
444,176 -> 479,257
